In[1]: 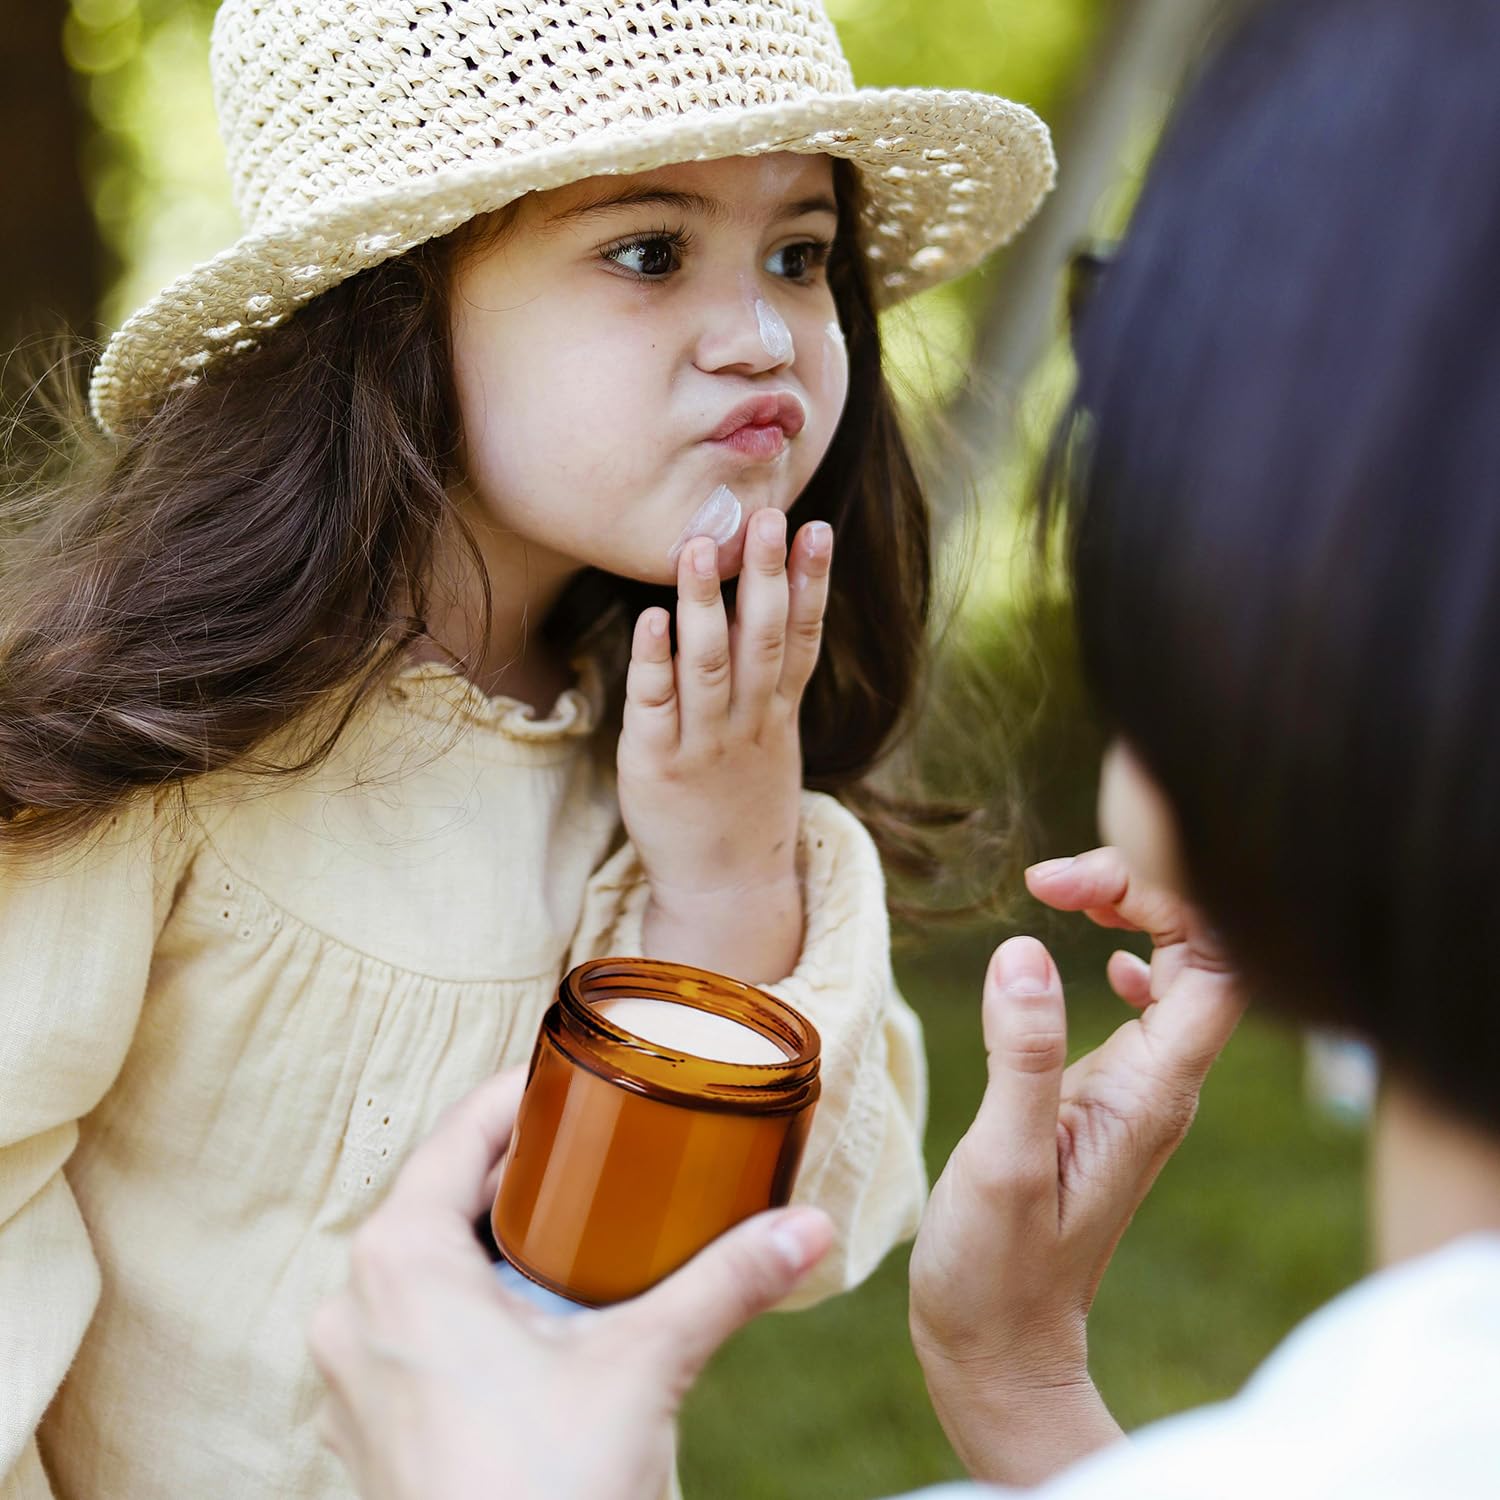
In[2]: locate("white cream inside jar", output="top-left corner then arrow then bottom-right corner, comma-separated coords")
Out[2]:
596,996 -> 787,1065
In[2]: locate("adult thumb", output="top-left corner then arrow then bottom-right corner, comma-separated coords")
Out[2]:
621,1206 -> 834,1392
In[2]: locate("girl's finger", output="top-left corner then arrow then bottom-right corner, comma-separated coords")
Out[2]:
1026,849 -> 1188,946
730,508 -> 790,727
776,520 -> 832,704
1106,949 -> 1154,1009
623,608 -> 679,755
675,537 -> 732,737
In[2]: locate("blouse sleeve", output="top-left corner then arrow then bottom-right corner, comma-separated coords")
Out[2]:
570,790 -> 929,1309
0,799 -> 193,1499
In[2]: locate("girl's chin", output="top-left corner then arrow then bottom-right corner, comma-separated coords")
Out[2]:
603,492 -> 799,588
643,514 -> 751,586
630,530 -> 747,587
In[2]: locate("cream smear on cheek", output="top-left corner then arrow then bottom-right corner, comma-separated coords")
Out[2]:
668,483 -> 743,563
823,319 -> 848,396
756,299 -> 795,363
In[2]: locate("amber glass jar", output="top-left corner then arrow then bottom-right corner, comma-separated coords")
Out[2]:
492,957 -> 821,1307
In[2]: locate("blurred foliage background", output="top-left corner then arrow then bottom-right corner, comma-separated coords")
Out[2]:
0,1 -> 1366,1496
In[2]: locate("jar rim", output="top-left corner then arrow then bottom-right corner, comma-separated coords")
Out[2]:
550,957 -> 822,1111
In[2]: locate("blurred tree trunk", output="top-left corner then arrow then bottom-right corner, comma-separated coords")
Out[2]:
931,0 -> 1236,529
0,0 -> 102,396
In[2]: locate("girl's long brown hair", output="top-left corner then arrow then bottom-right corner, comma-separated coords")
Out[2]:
0,164 -> 945,880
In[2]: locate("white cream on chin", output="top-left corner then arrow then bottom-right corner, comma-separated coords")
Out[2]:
756,298 -> 795,363
668,483 -> 742,563
597,997 -> 787,1065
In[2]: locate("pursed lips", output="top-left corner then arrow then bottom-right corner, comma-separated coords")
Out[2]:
706,393 -> 807,458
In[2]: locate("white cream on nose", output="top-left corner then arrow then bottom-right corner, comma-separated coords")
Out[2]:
756,298 -> 794,363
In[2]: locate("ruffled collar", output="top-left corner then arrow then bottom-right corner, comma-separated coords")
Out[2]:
387,657 -> 601,742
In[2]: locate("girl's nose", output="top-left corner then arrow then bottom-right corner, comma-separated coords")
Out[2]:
693,288 -> 796,376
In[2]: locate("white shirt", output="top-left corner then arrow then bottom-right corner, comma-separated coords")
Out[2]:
906,1233 -> 1500,1500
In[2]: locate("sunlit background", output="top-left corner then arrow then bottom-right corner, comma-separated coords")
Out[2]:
3,2 -> 1367,1495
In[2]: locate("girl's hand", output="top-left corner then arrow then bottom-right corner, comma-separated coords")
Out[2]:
908,847 -> 1246,1488
311,1070 -> 833,1500
618,508 -> 832,983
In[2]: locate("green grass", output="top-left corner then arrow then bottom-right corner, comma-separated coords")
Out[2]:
678,925 -> 1366,1499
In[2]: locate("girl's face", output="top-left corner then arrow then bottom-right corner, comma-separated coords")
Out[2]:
448,153 -> 849,585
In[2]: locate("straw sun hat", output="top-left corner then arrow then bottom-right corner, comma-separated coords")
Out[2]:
89,0 -> 1056,433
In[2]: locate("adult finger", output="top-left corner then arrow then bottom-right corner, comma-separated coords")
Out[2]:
776,520 -> 832,704
1082,906 -> 1143,933
1139,960 -> 1247,1086
967,936 -> 1068,1215
675,538 -> 732,736
381,1069 -> 527,1224
623,607 -> 679,756
1106,949 -> 1153,1009
616,1206 -> 833,1392
307,1293 -> 356,1394
307,1296 -> 366,1474
313,1397 -> 353,1472
730,508 -> 789,727
481,1158 -> 505,1211
1027,850 -> 1187,945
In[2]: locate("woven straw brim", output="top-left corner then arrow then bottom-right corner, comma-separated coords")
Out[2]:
90,87 -> 1054,433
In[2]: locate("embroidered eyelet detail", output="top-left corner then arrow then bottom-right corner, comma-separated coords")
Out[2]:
340,1095 -> 397,1197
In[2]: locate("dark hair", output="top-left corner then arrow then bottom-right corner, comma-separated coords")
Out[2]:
0,162 -> 940,877
1045,0 -> 1500,1135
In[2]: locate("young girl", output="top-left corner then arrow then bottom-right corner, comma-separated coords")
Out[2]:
304,5 -> 1499,1499
0,1 -> 1052,1497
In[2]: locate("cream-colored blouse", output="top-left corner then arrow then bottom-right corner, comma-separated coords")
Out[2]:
0,662 -> 927,1500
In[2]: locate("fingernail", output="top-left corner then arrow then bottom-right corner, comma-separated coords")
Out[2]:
805,520 -> 832,555
995,936 -> 1051,993
755,509 -> 784,544
692,538 -> 716,578
1026,856 -> 1075,881
768,1207 -> 828,1274
649,611 -> 668,639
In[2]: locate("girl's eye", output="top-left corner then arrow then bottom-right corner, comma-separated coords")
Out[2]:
604,235 -> 683,280
766,240 -> 833,283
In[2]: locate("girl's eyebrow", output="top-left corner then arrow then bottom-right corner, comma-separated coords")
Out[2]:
543,186 -> 839,231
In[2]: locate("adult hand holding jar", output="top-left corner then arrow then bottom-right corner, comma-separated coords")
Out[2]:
308,1069 -> 834,1500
